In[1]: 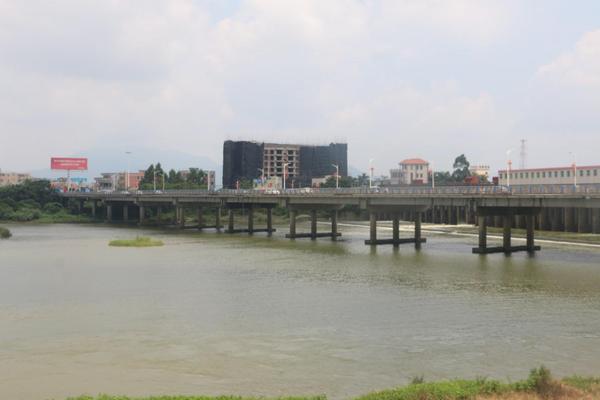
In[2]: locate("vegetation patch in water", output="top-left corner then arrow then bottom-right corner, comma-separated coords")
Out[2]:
108,236 -> 164,247
0,226 -> 11,238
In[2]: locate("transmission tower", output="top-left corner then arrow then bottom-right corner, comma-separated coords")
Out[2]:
519,139 -> 527,170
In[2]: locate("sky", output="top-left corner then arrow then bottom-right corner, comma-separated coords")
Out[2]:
1,0 -> 599,177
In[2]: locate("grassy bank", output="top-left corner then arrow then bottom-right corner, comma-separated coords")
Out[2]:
63,368 -> 600,400
108,236 -> 164,247
0,226 -> 11,238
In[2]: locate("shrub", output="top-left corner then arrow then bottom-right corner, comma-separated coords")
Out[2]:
12,209 -> 41,221
0,202 -> 15,219
17,199 -> 41,210
43,202 -> 64,214
0,227 -> 11,238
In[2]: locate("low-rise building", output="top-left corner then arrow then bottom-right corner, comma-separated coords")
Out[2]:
469,164 -> 490,178
498,165 -> 600,186
389,158 -> 429,185
0,170 -> 32,186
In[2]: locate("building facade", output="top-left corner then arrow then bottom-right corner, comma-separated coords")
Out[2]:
223,141 -> 347,188
498,165 -> 600,186
469,164 -> 490,178
0,170 -> 32,187
388,158 -> 429,185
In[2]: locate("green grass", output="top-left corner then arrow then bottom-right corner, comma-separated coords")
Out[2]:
60,368 -> 600,400
108,236 -> 164,247
0,226 -> 11,238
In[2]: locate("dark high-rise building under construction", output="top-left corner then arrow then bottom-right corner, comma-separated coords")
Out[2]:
222,141 -> 348,188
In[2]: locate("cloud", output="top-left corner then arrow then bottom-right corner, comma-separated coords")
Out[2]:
536,29 -> 600,87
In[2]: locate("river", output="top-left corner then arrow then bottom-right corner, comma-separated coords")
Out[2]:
1,223 -> 600,399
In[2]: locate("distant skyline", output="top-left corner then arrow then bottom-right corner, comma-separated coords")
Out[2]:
1,1 -> 599,177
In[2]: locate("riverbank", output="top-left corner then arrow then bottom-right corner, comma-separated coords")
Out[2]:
109,236 -> 164,247
63,369 -> 600,400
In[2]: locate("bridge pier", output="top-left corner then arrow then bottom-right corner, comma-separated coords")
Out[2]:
123,204 -> 129,222
197,207 -> 203,230
224,205 -> 275,234
267,207 -> 273,236
91,200 -> 97,218
216,207 -> 222,232
285,207 -> 340,240
473,207 -> 541,254
365,210 -> 426,248
138,205 -> 145,225
593,208 -> 600,234
106,204 -> 113,222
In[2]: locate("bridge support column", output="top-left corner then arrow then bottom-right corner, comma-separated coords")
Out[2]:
156,207 -> 162,223
267,208 -> 273,236
310,210 -> 318,240
123,205 -> 129,222
91,201 -> 97,218
288,210 -> 297,238
215,207 -> 221,232
139,205 -> 145,225
526,215 -> 536,252
369,212 -> 377,244
592,209 -> 600,234
106,204 -> 113,222
564,208 -> 575,232
197,207 -> 203,230
178,206 -> 185,229
415,212 -> 422,249
248,207 -> 254,234
477,215 -> 487,251
331,210 -> 338,241
227,209 -> 235,233
503,215 -> 512,252
392,214 -> 400,245
578,209 -> 589,233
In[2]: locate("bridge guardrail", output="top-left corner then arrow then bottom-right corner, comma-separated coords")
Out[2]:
59,184 -> 600,198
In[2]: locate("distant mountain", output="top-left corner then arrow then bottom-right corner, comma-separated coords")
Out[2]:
31,145 -> 222,186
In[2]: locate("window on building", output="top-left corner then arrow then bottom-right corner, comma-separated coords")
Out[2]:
587,170 -> 591,176
561,171 -> 564,177
536,172 -> 540,178
595,170 -> 598,176
554,171 -> 557,177
567,171 -> 570,177
542,172 -> 546,178
580,170 -> 584,177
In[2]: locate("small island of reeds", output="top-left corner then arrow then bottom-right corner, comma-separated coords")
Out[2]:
0,226 -> 11,239
108,236 -> 163,247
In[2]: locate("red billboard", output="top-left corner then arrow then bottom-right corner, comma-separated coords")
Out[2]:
51,157 -> 88,171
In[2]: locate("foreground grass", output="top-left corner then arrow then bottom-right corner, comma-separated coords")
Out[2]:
64,368 -> 600,400
108,236 -> 164,247
0,226 -> 11,238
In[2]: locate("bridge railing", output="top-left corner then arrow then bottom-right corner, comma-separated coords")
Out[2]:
59,184 -> 600,197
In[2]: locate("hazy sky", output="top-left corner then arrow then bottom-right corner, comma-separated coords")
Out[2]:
1,0 -> 599,176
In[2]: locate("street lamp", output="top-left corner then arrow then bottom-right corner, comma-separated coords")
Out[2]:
569,152 -> 577,189
431,161 -> 435,190
282,163 -> 289,191
332,164 -> 339,189
506,149 -> 513,189
125,151 -> 132,191
369,159 -> 374,189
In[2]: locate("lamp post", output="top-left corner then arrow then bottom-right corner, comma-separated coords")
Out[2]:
125,151 -> 132,191
431,161 -> 435,190
369,159 -> 374,189
153,169 -> 156,191
569,152 -> 577,189
282,163 -> 288,191
506,149 -> 513,189
332,164 -> 339,189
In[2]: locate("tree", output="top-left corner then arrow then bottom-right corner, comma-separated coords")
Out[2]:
451,154 -> 471,182
356,173 -> 369,187
320,175 -> 356,188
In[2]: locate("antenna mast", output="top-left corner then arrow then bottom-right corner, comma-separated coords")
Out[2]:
519,139 -> 527,170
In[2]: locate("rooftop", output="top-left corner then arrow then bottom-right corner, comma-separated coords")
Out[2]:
400,158 -> 429,165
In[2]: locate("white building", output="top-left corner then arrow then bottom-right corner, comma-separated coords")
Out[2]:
498,165 -> 600,186
469,164 -> 490,178
389,158 -> 429,185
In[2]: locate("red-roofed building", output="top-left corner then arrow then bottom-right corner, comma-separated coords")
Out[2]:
390,158 -> 430,185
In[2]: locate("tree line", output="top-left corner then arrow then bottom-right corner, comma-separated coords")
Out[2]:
139,164 -> 210,190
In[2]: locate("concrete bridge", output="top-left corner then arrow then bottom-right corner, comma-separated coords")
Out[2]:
60,186 -> 600,254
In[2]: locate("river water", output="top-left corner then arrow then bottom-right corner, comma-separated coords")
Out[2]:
1,223 -> 600,400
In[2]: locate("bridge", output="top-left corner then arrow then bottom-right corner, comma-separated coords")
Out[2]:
60,186 -> 600,255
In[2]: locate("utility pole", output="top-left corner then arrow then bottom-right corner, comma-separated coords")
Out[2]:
369,159 -> 374,188
282,163 -> 288,191
506,149 -> 513,189
332,164 -> 339,189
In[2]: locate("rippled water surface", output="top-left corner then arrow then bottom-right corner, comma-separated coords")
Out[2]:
1,223 -> 600,400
